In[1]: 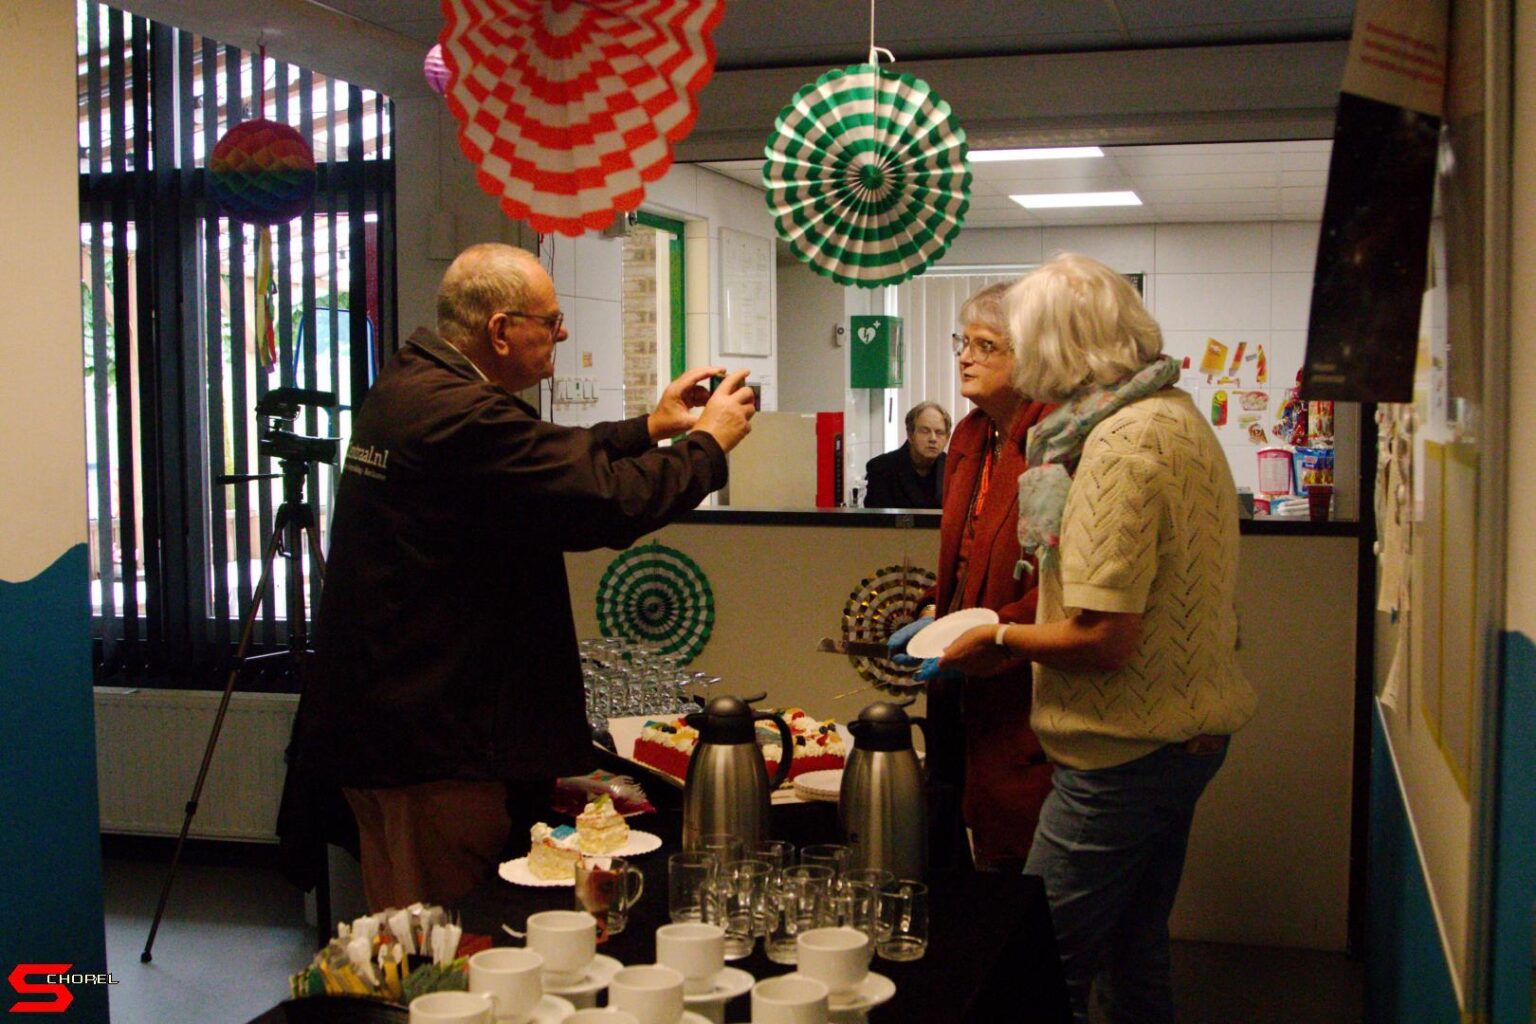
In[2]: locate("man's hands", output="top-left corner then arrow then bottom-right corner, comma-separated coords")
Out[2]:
648,366 -> 720,441
647,367 -> 756,452
689,369 -> 756,453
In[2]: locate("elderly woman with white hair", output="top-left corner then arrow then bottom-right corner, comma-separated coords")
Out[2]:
941,253 -> 1256,1024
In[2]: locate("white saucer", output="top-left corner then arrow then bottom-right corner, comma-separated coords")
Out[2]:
681,965 -> 755,1005
906,607 -> 999,658
542,952 -> 623,998
785,971 -> 895,1011
614,829 -> 662,856
523,993 -> 577,1022
679,1013 -> 714,1024
498,856 -> 571,887
791,769 -> 843,803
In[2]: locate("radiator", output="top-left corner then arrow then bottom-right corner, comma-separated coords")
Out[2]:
94,687 -> 298,841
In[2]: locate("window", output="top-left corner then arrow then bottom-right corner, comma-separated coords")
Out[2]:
77,1 -> 395,683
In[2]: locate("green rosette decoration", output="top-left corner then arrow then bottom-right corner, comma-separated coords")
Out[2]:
595,541 -> 715,664
763,63 -> 970,288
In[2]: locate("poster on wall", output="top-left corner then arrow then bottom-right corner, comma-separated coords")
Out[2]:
719,228 -> 772,357
1301,0 -> 1447,402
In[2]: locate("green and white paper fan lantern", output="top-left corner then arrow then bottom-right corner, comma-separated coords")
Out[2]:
763,63 -> 970,288
596,541 -> 715,664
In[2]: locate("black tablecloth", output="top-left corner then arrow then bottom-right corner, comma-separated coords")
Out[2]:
453,803 -> 1069,1024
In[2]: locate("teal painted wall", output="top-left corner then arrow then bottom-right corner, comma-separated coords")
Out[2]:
1491,631 -> 1536,1023
0,545 -> 108,1021
1367,706 -> 1460,1024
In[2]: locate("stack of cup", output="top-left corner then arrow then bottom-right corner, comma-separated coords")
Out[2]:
608,965 -> 686,1024
752,975 -> 830,1024
467,947 -> 547,1023
796,927 -> 870,1004
526,910 -> 598,988
701,858 -> 771,959
408,991 -> 497,1024
656,922 -> 726,996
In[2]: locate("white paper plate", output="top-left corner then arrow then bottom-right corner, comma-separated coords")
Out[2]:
613,829 -> 662,856
498,856 -> 571,887
905,607 -> 1000,659
792,769 -> 844,803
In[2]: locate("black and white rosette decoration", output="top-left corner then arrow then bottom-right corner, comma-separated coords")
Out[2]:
842,562 -> 937,689
596,541 -> 715,664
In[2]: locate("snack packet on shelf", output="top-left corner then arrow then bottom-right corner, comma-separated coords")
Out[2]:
552,770 -> 656,817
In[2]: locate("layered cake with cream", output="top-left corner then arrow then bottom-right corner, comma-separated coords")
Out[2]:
527,823 -> 583,880
575,795 -> 629,853
632,707 -> 846,785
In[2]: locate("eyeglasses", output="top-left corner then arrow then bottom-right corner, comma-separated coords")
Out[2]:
951,333 -> 1010,360
501,309 -> 565,336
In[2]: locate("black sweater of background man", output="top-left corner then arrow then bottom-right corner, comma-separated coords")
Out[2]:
863,443 -> 945,509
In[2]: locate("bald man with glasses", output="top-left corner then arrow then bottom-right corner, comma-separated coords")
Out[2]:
296,243 -> 756,910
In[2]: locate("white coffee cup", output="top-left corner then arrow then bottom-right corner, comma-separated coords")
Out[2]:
526,910 -> 597,988
564,1011 -> 640,1024
468,947 -> 544,1023
608,964 -> 685,1024
796,927 -> 869,997
751,975 -> 829,1024
409,990 -> 496,1024
656,922 -> 726,995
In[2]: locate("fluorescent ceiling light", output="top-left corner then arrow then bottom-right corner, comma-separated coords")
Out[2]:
1010,191 -> 1143,209
970,146 -> 1104,162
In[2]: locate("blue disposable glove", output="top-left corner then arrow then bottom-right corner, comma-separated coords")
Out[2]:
886,616 -> 933,668
914,657 -> 966,685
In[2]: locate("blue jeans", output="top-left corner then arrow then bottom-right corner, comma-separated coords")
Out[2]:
1025,741 -> 1228,1024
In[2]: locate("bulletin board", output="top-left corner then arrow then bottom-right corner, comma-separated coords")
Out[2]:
719,228 -> 773,357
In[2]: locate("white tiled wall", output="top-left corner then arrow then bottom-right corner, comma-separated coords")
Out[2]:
938,220 -> 1348,508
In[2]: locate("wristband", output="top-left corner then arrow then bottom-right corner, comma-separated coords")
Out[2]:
995,624 -> 1010,648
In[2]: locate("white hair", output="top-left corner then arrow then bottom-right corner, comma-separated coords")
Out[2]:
1006,253 -> 1163,402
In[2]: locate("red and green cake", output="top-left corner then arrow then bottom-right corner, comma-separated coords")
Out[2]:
631,708 -> 846,786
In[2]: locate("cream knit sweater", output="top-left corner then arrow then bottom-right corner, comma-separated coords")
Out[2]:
1031,389 -> 1257,770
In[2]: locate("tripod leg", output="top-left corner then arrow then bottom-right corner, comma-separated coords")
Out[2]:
140,524 -> 286,963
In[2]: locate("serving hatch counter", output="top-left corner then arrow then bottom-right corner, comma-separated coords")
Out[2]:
564,517 -> 1360,955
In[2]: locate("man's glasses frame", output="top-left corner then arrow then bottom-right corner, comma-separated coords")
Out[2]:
501,309 -> 565,336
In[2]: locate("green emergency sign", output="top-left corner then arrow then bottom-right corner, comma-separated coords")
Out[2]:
849,315 -> 904,388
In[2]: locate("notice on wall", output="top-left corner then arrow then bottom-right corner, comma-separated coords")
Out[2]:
720,228 -> 772,357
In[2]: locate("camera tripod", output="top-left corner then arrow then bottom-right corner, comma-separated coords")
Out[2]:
141,454 -> 331,962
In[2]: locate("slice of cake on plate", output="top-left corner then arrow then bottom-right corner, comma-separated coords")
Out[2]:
575,794 -> 630,853
527,823 -> 583,880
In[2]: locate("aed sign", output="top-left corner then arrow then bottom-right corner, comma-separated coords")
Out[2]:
849,315 -> 904,389
8,964 -> 118,1013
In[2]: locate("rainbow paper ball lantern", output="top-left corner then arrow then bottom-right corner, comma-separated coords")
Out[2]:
207,119 -> 317,225
424,44 -> 450,95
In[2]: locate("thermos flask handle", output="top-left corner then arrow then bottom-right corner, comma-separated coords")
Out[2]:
755,711 -> 795,790
910,716 -> 930,780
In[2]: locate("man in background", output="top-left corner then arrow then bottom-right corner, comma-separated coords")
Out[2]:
863,400 -> 951,508
295,243 -> 756,910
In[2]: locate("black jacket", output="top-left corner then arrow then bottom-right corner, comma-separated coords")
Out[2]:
295,329 -> 727,788
863,443 -> 945,509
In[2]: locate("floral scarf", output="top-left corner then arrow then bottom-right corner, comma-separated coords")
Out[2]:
1016,356 -> 1181,571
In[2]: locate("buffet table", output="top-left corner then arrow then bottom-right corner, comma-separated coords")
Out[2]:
451,804 -> 1070,1024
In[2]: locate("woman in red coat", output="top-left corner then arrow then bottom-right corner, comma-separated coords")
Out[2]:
891,282 -> 1055,871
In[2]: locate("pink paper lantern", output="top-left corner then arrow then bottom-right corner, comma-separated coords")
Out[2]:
423,44 -> 450,95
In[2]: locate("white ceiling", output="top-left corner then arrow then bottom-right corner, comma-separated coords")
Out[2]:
705,139 -> 1332,228
319,0 -> 1353,71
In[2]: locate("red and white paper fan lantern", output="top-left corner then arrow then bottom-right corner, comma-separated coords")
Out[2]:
440,0 -> 724,236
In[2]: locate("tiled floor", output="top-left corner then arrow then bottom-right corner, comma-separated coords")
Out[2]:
102,852 -> 1364,1024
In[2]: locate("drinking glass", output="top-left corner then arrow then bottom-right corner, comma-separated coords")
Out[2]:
877,880 -> 929,961
574,854 -> 645,940
836,868 -> 893,940
701,859 -> 771,959
693,833 -> 744,865
668,851 -> 718,923
798,844 -> 850,885
764,864 -> 835,964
